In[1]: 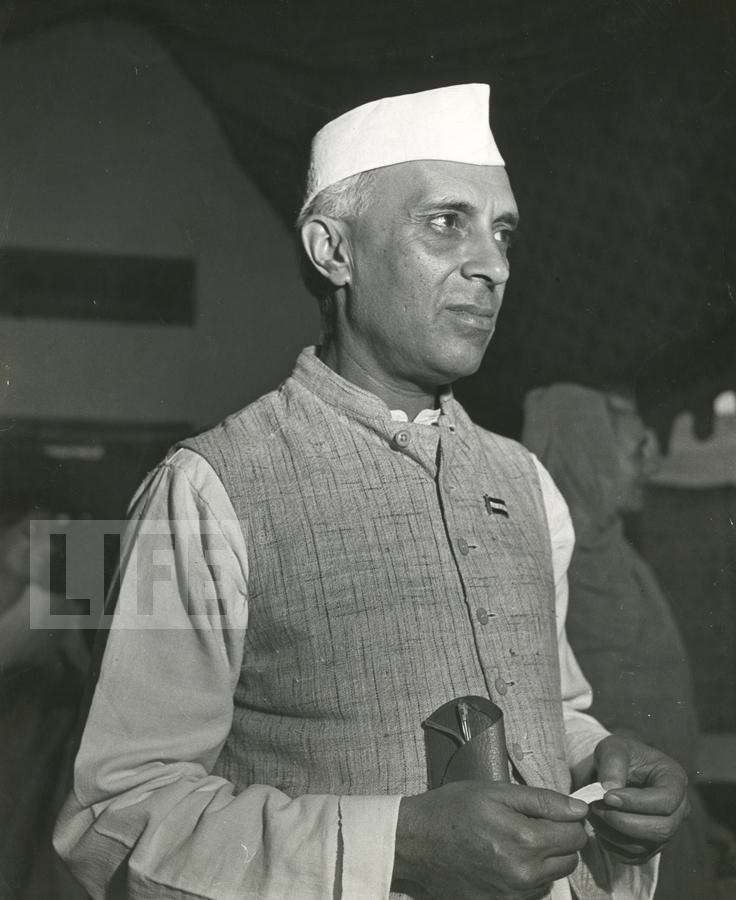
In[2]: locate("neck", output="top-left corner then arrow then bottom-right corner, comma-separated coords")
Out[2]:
319,341 -> 438,421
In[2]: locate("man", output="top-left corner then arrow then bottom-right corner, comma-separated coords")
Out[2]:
55,84 -> 688,899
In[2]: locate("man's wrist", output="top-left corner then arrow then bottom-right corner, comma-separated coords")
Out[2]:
392,796 -> 424,886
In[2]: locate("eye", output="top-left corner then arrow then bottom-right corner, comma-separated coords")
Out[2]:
429,213 -> 462,232
493,227 -> 514,250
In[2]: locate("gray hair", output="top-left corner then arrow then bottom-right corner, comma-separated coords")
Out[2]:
295,169 -> 377,230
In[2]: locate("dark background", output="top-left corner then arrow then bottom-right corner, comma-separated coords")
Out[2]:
4,0 -> 735,440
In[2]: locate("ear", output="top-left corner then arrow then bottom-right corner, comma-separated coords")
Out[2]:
300,216 -> 353,288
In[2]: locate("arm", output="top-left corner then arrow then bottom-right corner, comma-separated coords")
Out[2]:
532,455 -> 609,786
54,449 -> 399,900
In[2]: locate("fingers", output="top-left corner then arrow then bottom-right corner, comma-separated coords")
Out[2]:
540,851 -> 583,882
594,736 -> 631,792
603,769 -> 690,818
594,734 -> 689,819
590,808 -> 671,850
601,787 -> 690,819
588,787 -> 690,868
587,813 -> 663,863
505,816 -> 589,867
504,785 -> 589,823
590,795 -> 690,843
491,845 -> 582,898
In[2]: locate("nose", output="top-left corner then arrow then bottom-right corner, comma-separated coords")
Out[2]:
640,429 -> 662,478
459,226 -> 510,287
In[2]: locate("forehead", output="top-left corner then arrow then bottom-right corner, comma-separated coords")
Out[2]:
369,159 -> 516,216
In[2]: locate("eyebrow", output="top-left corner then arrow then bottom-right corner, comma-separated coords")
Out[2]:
495,211 -> 520,229
414,197 -> 520,228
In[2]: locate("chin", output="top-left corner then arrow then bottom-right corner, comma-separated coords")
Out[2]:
444,351 -> 488,382
421,341 -> 490,387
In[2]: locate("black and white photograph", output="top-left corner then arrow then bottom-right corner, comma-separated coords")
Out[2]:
1,2 -> 735,898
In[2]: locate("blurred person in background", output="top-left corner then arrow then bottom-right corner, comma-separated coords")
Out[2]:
0,492 -> 90,899
522,383 -> 734,899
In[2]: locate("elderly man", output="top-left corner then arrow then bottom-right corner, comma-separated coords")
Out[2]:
55,85 -> 687,900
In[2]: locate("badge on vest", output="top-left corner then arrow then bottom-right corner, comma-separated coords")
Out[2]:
483,494 -> 509,517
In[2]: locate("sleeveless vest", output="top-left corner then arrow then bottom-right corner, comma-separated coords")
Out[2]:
182,348 -> 614,899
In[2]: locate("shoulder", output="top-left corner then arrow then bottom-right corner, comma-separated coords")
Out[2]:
470,418 -> 541,476
166,379 -> 309,503
126,449 -> 249,582
181,386 -> 286,462
129,447 -> 234,520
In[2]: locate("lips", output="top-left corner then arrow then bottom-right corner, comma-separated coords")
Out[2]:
445,304 -> 497,330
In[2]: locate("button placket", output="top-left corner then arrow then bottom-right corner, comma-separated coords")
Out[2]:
494,676 -> 515,696
456,537 -> 479,557
388,424 -> 441,478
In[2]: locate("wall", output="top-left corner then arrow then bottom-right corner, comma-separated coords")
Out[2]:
0,17 -> 319,429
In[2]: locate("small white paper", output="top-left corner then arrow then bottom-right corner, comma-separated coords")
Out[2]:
570,781 -> 606,804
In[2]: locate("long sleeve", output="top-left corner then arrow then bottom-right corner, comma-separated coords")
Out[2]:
53,448 -> 400,900
533,455 -> 610,782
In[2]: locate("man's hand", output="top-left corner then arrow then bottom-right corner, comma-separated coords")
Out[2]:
589,734 -> 690,863
392,780 -> 589,900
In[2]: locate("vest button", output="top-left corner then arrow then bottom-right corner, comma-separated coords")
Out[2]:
392,429 -> 411,449
476,607 -> 489,625
512,742 -> 525,762
494,676 -> 508,695
457,538 -> 470,556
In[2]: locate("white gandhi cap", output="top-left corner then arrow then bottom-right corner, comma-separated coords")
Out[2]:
304,83 -> 505,207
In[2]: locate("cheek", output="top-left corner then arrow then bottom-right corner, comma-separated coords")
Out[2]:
353,241 -> 456,340
389,233 -> 453,279
397,253 -> 455,319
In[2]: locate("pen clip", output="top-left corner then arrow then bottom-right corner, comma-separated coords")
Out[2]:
456,700 -> 472,743
422,717 -> 465,746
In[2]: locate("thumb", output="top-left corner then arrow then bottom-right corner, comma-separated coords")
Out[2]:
506,786 -> 588,822
595,736 -> 631,791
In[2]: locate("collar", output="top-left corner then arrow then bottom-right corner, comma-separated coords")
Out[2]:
290,346 -> 456,430
390,407 -> 442,426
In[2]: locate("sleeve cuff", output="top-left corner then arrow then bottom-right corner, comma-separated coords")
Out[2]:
338,794 -> 402,900
564,706 -> 611,788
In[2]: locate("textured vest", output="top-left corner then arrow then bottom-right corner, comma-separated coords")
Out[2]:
183,348 -> 613,899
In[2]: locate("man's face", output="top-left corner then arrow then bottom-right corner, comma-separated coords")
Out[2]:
610,405 -> 661,513
340,160 -> 518,397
